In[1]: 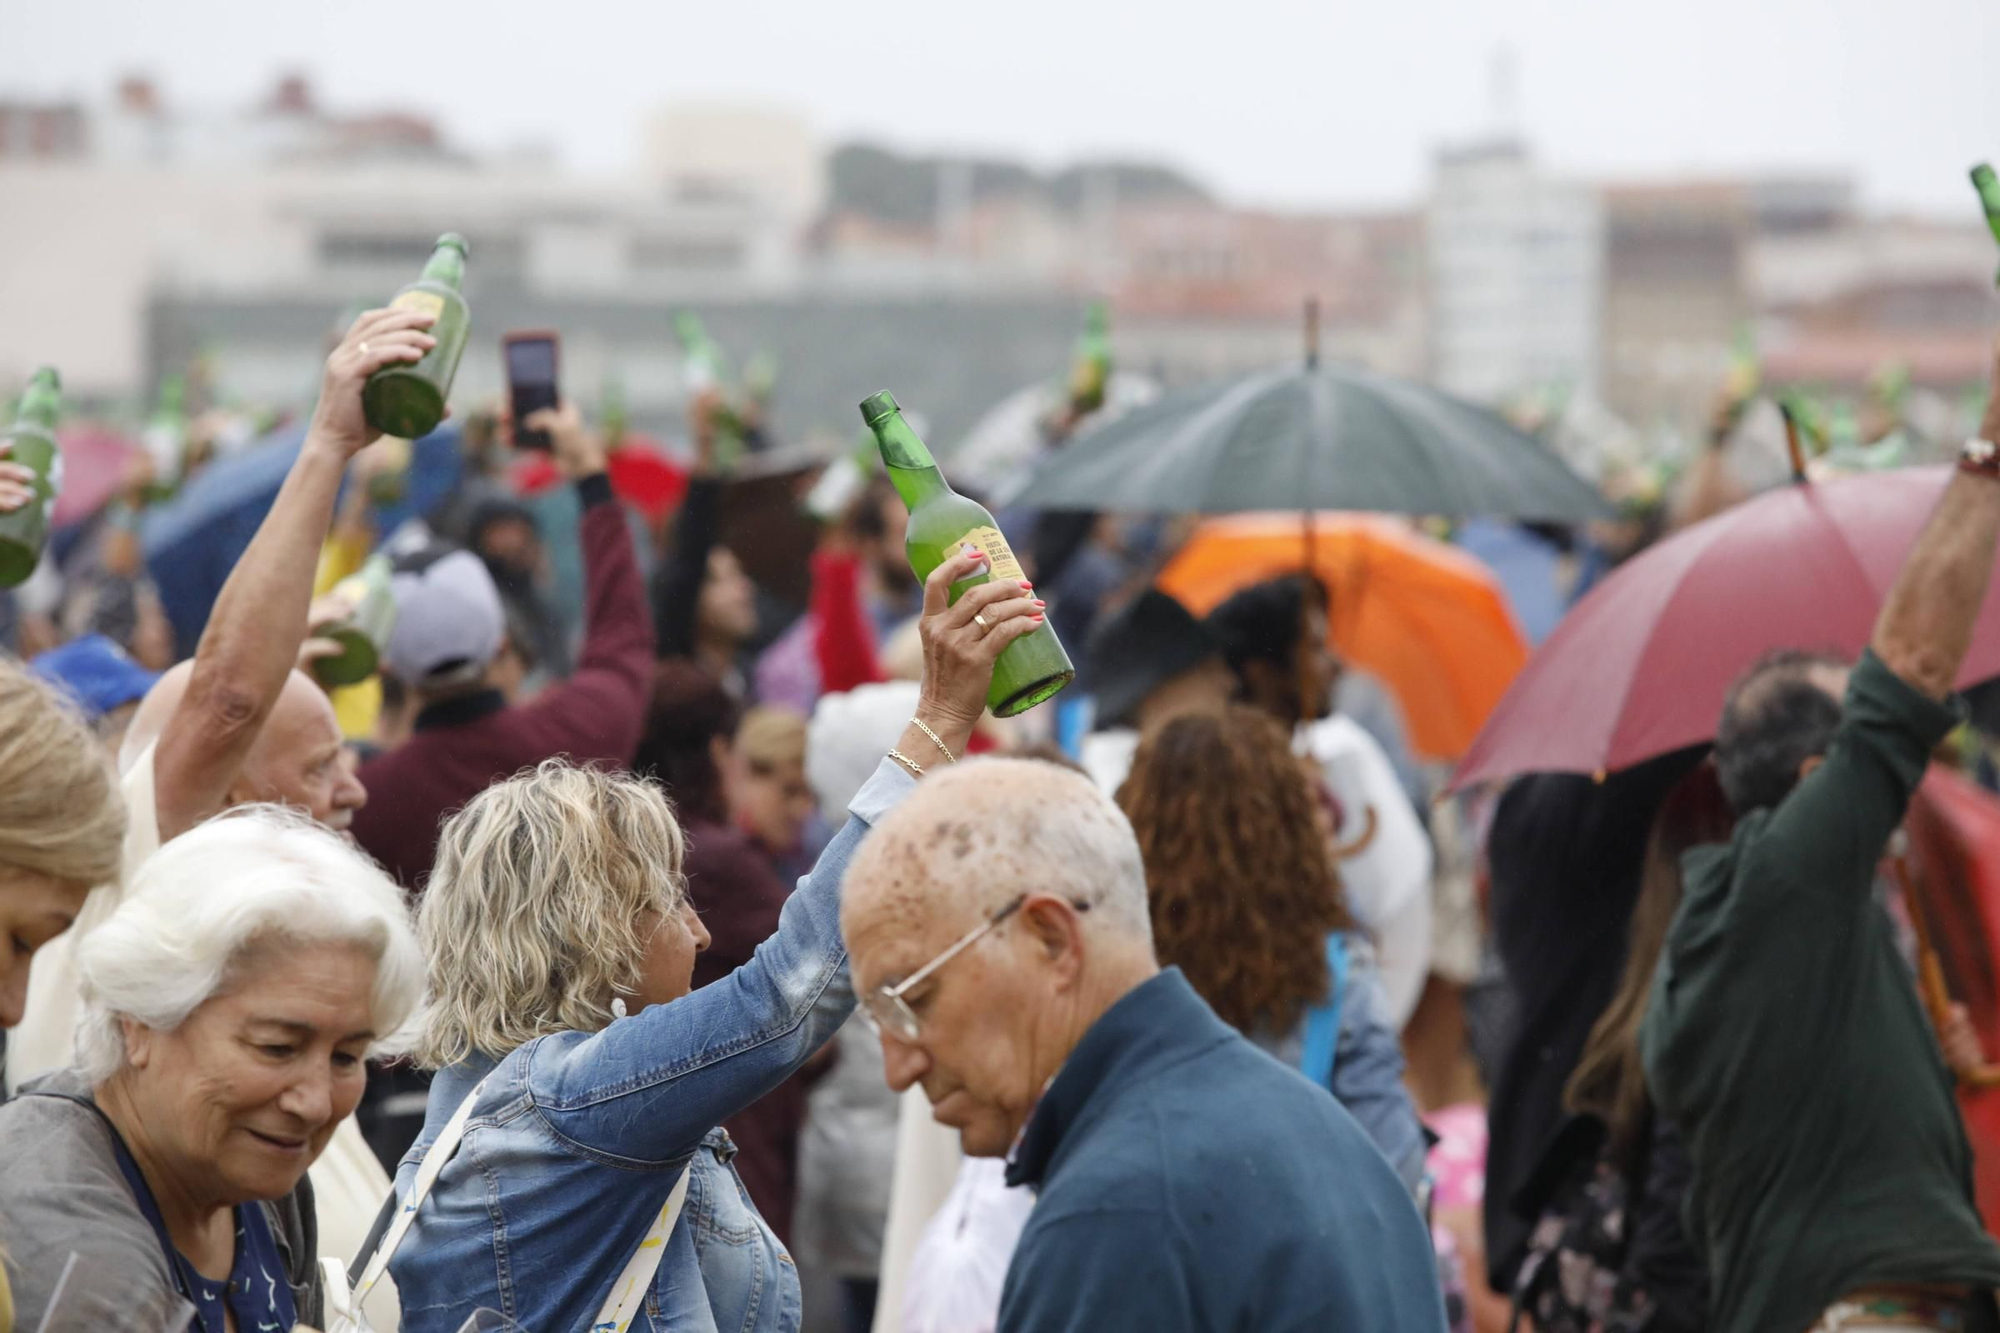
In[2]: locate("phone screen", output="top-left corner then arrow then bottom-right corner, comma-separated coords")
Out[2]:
506,335 -> 560,449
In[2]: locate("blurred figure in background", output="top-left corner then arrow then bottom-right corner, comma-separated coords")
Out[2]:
1208,573 -> 1435,1025
728,705 -> 829,885
1077,589 -> 1235,793
1116,704 -> 1429,1194
349,399 -> 651,892
31,632 -> 161,753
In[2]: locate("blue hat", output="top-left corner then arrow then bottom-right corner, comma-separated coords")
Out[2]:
33,634 -> 162,720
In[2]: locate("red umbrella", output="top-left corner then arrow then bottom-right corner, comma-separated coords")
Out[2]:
1453,466 -> 2000,789
1903,766 -> 2000,1235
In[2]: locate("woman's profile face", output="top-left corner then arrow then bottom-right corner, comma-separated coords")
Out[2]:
0,867 -> 90,1027
117,941 -> 377,1203
628,902 -> 713,1014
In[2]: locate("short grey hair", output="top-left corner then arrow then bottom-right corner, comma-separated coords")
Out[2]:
848,757 -> 1154,944
74,805 -> 423,1083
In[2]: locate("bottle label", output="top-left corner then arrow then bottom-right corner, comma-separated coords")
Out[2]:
392,290 -> 447,319
962,526 -> 1025,582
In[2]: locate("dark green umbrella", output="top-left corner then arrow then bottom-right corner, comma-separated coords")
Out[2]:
1008,355 -> 1613,522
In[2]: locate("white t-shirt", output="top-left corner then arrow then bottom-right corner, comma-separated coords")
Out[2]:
7,742 -> 398,1329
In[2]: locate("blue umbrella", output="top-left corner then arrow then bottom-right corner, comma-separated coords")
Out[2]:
143,422 -> 464,655
1453,519 -> 1568,646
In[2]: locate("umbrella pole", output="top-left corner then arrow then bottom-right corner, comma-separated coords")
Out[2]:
1300,296 -> 1322,720
1778,399 -> 1810,483
1891,853 -> 2000,1088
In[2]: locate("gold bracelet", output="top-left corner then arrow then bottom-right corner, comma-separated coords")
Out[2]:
910,717 -> 958,764
887,748 -> 924,778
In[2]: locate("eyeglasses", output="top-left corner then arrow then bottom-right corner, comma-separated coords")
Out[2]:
860,893 -> 1028,1044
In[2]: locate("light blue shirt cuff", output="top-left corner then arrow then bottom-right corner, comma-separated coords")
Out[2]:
848,755 -> 917,827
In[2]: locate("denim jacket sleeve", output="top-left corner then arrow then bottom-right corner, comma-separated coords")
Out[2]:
520,756 -> 913,1165
1329,952 -> 1429,1197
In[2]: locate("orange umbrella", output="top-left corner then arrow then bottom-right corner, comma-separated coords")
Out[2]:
1156,512 -> 1529,760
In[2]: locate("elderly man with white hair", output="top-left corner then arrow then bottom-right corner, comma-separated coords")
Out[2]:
0,805 -> 424,1333
841,758 -> 1448,1333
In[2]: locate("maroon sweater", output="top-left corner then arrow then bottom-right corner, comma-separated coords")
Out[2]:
353,476 -> 653,889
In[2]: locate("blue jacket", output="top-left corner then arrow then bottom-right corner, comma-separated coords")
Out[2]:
388,759 -> 912,1333
999,968 -> 1446,1333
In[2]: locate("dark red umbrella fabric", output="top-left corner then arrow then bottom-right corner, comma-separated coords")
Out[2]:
1905,766 -> 2000,1237
1453,466 -> 2000,789
510,434 -> 689,523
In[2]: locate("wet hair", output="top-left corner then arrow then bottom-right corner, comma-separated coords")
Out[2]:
635,660 -> 741,824
1116,704 -> 1353,1036
1713,650 -> 1847,814
1205,574 -> 1331,675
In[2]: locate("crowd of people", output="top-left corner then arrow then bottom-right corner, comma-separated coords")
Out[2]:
0,285 -> 1998,1333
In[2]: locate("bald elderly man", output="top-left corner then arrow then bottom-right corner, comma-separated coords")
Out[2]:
842,759 -> 1447,1333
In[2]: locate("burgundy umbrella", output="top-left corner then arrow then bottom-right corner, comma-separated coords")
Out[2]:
1452,465 -> 2000,789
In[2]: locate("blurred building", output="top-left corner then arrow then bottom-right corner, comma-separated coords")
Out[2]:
0,76 -> 803,400
1427,138 -> 1604,402
1598,181 -> 1755,426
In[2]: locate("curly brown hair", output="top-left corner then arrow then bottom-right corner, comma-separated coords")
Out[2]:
1115,704 -> 1353,1036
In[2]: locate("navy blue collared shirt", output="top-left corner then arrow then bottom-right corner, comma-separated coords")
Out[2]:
1001,967 -> 1445,1333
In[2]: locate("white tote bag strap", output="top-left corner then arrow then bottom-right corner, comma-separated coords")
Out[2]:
589,1164 -> 694,1333
349,1077 -> 489,1304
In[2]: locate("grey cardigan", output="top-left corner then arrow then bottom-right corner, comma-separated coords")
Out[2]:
0,1068 -> 322,1333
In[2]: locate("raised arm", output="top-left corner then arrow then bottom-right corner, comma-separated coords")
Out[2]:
152,308 -> 436,841
653,390 -> 725,659
531,545 -> 1044,1162
514,401 -> 653,760
1872,340 -> 2000,698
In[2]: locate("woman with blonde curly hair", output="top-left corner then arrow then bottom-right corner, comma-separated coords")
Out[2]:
1116,702 -> 1427,1193
381,547 -> 1043,1333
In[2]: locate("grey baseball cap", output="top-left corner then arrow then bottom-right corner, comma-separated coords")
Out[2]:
385,546 -> 506,687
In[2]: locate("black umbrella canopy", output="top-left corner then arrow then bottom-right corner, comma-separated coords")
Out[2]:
1010,363 -> 1615,523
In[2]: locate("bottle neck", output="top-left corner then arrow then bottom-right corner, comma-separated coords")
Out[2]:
422,245 -> 465,289
870,412 -> 949,510
16,379 -> 60,432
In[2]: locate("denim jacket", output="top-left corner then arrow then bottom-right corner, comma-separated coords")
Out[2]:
388,758 -> 913,1333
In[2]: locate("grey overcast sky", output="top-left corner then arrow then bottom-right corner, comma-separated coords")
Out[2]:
5,0 -> 1996,216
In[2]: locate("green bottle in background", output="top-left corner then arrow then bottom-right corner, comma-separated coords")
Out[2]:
860,390 -> 1074,717
0,368 -> 63,588
1067,301 -> 1113,414
142,373 -> 188,499
311,552 -> 399,687
363,233 -> 470,440
1974,164 -> 2000,285
677,311 -> 745,463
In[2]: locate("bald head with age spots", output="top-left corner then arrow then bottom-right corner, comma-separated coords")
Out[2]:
840,757 -> 1158,1157
123,663 -> 368,832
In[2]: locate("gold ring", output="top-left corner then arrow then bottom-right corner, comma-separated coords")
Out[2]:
973,613 -> 989,628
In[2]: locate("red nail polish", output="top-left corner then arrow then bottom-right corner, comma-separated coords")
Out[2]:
1030,613 -> 1045,621
1032,599 -> 1047,608
1018,580 -> 1034,589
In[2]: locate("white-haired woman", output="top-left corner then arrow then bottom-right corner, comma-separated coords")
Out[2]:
0,804 -> 424,1333
386,547 -> 1039,1333
0,656 -> 125,1026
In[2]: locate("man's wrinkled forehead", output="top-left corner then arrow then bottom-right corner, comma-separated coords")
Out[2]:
843,824 -> 985,987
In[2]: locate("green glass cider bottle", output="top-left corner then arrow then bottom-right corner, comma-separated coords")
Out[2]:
310,552 -> 399,687
860,390 -> 1074,717
0,368 -> 62,588
1974,164 -> 2000,285
1067,301 -> 1113,414
363,233 -> 470,440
